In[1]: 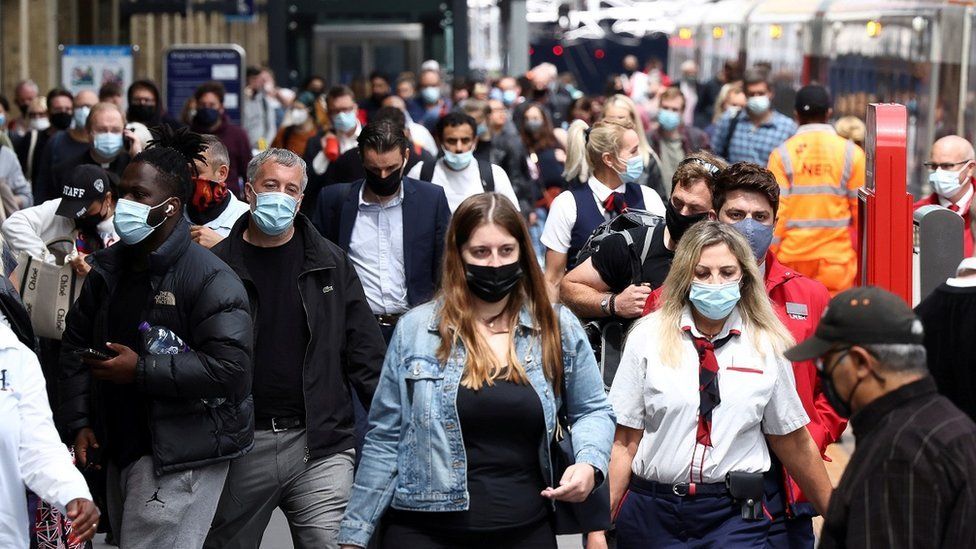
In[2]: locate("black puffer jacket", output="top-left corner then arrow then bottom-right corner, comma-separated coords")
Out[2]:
58,221 -> 254,474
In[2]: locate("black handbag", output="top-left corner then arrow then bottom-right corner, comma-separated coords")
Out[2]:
549,372 -> 612,535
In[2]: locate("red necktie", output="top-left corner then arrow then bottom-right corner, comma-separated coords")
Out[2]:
689,332 -> 734,447
603,193 -> 628,215
949,204 -> 961,213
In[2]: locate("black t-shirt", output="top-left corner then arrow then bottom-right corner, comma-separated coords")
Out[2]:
103,265 -> 153,469
243,231 -> 310,420
388,379 -> 548,532
591,223 -> 674,293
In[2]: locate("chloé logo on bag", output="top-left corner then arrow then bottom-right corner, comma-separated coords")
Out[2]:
154,291 -> 177,306
1,369 -> 9,391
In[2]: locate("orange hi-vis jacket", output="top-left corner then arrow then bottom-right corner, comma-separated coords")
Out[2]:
767,124 -> 865,264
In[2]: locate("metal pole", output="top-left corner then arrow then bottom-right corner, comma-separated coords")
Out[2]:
267,1 -> 288,83
508,0 -> 529,76
452,0 -> 469,78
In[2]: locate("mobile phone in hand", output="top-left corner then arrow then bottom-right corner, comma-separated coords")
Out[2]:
74,348 -> 115,361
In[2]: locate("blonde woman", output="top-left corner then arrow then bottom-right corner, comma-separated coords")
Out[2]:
707,82 -> 746,144
542,119 -> 665,298
605,221 -> 831,548
338,193 -> 614,549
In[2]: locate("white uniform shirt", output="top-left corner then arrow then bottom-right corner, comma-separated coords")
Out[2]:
348,184 -> 409,315
183,194 -> 251,238
406,158 -> 520,213
0,323 -> 91,548
540,176 -> 665,254
609,306 -> 809,484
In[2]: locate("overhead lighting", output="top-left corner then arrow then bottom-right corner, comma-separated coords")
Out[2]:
712,26 -> 724,39
770,24 -> 783,39
867,20 -> 882,38
678,27 -> 693,40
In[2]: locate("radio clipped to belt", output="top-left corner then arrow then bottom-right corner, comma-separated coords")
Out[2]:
726,471 -> 764,520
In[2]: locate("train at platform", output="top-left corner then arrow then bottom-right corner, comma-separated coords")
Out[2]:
666,0 -> 976,194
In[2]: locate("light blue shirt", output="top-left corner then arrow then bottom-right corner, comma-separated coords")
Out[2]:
348,184 -> 409,315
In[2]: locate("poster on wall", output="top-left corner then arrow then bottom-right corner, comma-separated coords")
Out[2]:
163,45 -> 246,126
60,45 -> 134,97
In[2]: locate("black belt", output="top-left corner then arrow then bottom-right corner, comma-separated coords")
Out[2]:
255,416 -> 304,432
375,313 -> 403,327
629,476 -> 729,497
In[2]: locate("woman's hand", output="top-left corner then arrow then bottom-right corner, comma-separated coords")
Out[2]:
541,463 -> 595,502
66,498 -> 100,544
586,531 -> 609,549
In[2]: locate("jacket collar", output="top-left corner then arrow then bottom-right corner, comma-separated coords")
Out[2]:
850,377 -> 937,438
425,299 -> 538,333
763,252 -> 800,292
91,219 -> 191,279
223,212 -> 337,280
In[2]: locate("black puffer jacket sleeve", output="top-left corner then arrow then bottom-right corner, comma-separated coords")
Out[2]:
57,273 -> 105,437
135,265 -> 252,402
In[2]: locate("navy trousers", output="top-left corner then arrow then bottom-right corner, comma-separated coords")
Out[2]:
763,457 -> 815,549
616,480 -> 768,548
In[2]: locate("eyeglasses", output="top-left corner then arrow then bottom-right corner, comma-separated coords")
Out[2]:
923,159 -> 972,171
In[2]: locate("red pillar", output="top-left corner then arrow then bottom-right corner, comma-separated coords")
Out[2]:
857,103 -> 913,304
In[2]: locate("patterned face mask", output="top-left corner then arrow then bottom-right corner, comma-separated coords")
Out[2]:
190,176 -> 230,214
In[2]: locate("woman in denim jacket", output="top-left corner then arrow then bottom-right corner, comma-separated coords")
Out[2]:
338,193 -> 614,549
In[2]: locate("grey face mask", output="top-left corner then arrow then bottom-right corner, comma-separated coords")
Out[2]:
730,218 -> 774,262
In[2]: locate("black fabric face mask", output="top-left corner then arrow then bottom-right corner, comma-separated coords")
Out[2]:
75,213 -> 103,233
364,163 -> 404,197
464,261 -> 524,303
665,200 -> 709,243
819,351 -> 855,419
128,104 -> 156,124
50,112 -> 73,130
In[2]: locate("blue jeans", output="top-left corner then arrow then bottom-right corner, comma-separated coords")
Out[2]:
529,208 -> 547,266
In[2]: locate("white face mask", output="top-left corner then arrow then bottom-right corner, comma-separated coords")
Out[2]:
289,108 -> 309,126
929,166 -> 969,198
30,117 -> 50,131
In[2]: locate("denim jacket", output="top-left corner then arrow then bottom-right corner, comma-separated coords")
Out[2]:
338,301 -> 615,547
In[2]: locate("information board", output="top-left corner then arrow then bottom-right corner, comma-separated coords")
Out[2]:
60,45 -> 134,97
163,45 -> 245,126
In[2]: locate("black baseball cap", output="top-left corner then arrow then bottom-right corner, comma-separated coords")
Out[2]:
794,85 -> 830,115
56,165 -> 112,219
785,286 -> 924,362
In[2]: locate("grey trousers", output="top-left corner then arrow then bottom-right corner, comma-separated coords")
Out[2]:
105,455 -> 229,549
205,429 -> 355,549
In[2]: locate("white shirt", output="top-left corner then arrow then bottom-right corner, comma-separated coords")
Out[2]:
312,125 -> 362,176
540,176 -> 665,254
406,158 -> 520,213
1,198 -> 117,259
609,306 -> 809,484
183,194 -> 251,238
348,185 -> 409,315
0,323 -> 91,548
937,183 -> 974,214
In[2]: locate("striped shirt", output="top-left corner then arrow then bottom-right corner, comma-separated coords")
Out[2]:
819,377 -> 976,548
713,110 -> 797,164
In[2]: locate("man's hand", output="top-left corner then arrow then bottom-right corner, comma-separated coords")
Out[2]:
586,531 -> 609,549
66,498 -> 100,545
541,463 -> 596,503
73,428 -> 99,470
68,253 -> 91,277
123,128 -> 143,156
88,342 -> 138,384
614,284 -> 653,318
190,225 -> 225,249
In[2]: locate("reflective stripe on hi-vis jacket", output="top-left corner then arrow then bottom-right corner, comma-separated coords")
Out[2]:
769,126 -> 865,262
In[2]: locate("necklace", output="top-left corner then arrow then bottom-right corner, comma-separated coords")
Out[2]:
480,311 -> 510,334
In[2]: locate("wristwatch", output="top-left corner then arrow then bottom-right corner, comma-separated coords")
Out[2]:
600,293 -> 613,316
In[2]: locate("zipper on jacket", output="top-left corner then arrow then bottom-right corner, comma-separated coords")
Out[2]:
298,266 -> 329,464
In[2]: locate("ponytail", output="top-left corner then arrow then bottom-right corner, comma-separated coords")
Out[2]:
562,119 -> 591,182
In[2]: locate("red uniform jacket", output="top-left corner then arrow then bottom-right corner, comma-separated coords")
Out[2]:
913,191 -> 974,257
641,253 -> 847,509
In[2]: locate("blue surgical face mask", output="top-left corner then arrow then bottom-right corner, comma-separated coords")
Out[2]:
476,122 -> 488,138
113,198 -> 171,245
332,110 -> 358,133
73,106 -> 90,129
746,95 -> 771,115
421,86 -> 441,105
929,167 -> 967,198
502,89 -> 517,106
657,109 -> 681,132
730,218 -> 775,262
617,155 -> 644,184
250,186 -> 299,236
443,149 -> 474,171
689,279 -> 741,320
0,114 -> 6,128
93,132 -> 123,159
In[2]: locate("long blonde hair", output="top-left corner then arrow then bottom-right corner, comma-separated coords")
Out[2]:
437,193 -> 563,391
603,94 -> 661,168
562,118 -> 635,182
654,221 -> 794,367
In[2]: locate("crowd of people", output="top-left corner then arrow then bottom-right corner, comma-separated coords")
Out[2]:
0,52 -> 975,549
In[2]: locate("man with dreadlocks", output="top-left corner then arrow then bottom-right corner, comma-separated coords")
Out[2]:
56,126 -> 254,548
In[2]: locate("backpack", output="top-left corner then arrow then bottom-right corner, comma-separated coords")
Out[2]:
574,209 -> 665,391
419,158 -> 495,192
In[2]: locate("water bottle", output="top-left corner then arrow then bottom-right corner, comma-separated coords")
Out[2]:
139,322 -> 188,355
138,322 -> 225,407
